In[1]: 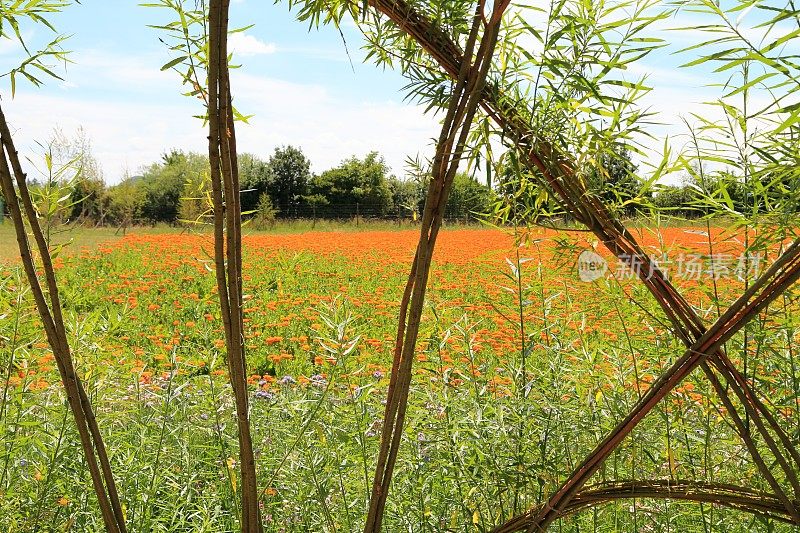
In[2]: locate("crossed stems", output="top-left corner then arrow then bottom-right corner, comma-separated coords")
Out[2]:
360,0 -> 800,529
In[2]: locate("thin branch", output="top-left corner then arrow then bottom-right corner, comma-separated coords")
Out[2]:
0,103 -> 126,532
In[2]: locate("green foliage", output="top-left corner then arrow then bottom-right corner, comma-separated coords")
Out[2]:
289,0 -> 671,228
308,152 -> 393,218
652,184 -> 698,218
143,0 -> 253,122
444,172 -> 493,222
387,176 -> 421,219
69,177 -> 106,222
60,128 -> 105,222
264,145 -> 312,216
24,130 -> 86,239
251,192 -> 279,230
105,177 -> 145,227
587,146 -> 646,217
301,192 -> 329,218
239,147 -> 313,216
178,165 -> 212,226
668,0 -> 800,232
142,0 -> 210,112
17,145 -> 496,227
490,150 -> 563,227
238,153 -> 272,212
0,0 -> 73,96
139,150 -> 208,224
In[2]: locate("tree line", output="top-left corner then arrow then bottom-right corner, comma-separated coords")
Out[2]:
1,133 -> 781,229
1,142 -> 495,228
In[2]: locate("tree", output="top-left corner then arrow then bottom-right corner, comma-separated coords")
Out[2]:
238,152 -> 271,212
251,192 -> 278,230
45,127 -> 107,222
652,184 -> 698,218
444,172 -> 493,222
587,145 -> 643,216
70,177 -> 107,223
139,150 -> 208,223
265,145 -> 310,216
309,152 -> 392,218
106,176 -> 145,231
388,176 -> 422,220
301,192 -> 329,224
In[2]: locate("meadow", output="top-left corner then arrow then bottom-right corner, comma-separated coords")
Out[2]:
1,224 -> 798,532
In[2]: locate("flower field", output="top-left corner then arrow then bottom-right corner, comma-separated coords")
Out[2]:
1,226 -> 798,532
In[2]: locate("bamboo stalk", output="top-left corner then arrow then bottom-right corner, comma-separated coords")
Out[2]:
364,3 -> 508,531
208,0 -> 262,530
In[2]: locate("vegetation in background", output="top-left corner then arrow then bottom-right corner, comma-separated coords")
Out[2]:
4,144 -> 497,226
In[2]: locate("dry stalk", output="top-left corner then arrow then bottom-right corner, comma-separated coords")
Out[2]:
496,480 -> 800,531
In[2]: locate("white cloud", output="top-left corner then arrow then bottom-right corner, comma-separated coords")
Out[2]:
228,71 -> 439,175
1,51 -> 440,184
228,33 -> 277,57
0,36 -> 23,56
2,91 -> 205,182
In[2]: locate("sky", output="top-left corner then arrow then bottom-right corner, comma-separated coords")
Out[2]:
0,0 -> 787,185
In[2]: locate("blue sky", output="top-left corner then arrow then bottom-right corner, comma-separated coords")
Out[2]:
1,1 -> 441,183
0,1 -> 786,184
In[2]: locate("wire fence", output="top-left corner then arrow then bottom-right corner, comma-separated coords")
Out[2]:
0,199 -> 489,228
269,202 -> 486,223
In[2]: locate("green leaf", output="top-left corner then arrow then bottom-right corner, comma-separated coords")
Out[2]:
161,55 -> 188,71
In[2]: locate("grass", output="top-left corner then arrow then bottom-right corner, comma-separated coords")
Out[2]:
0,223 -> 797,531
0,224 -> 124,263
